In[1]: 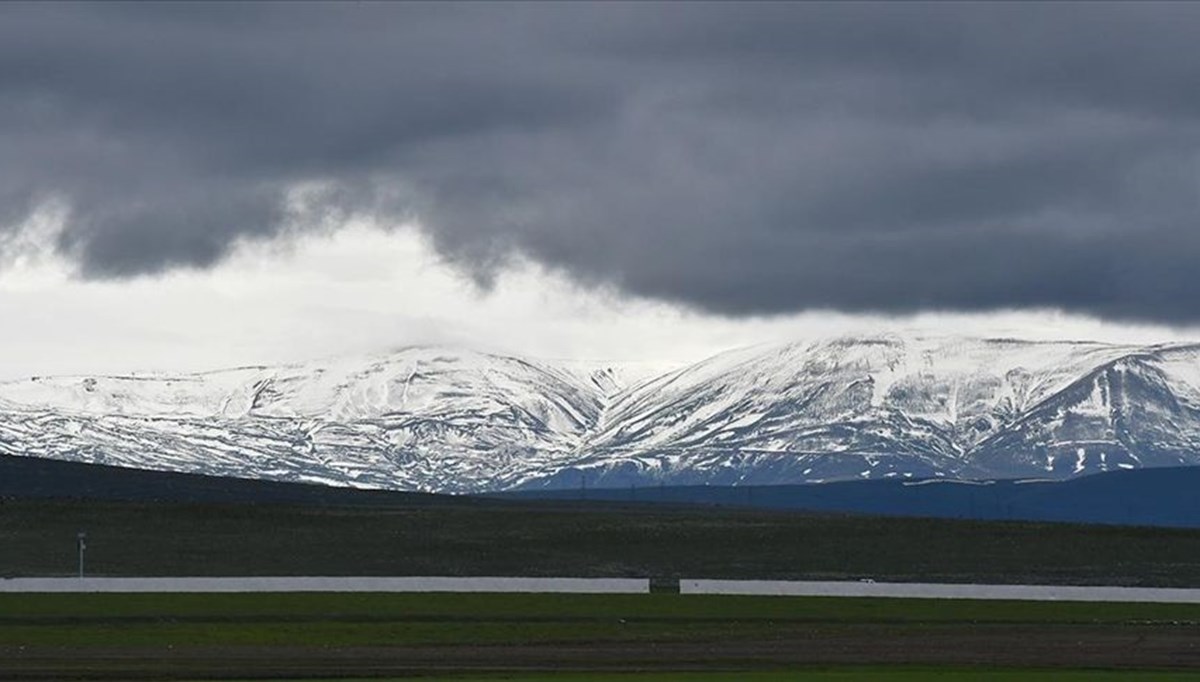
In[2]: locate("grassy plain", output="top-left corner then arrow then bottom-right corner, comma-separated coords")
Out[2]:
3,593 -> 1200,679
4,496 -> 1200,678
207,672 -> 1200,682
3,498 -> 1200,585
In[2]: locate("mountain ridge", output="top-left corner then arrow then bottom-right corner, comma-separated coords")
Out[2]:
2,335 -> 1200,492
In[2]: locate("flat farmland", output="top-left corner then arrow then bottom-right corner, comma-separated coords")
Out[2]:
3,593 -> 1200,679
196,672 -> 1200,682
5,497 -> 1200,679
199,673 -> 1200,682
3,498 -> 1200,586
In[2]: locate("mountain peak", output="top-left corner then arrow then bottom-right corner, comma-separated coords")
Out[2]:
2,334 -> 1199,492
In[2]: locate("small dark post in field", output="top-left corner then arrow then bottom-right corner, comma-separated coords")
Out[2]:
76,531 -> 87,579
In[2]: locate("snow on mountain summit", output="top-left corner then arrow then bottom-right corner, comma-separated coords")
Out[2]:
0,346 -> 622,491
2,335 -> 1200,492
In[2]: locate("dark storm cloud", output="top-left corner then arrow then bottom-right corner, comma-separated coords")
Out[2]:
2,2 -> 1200,321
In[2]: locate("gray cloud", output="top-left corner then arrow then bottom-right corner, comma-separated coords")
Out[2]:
2,2 -> 1200,320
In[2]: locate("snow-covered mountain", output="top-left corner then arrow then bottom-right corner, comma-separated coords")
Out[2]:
3,335 -> 1200,492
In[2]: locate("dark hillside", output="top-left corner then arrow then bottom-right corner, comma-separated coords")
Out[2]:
505,466 -> 1200,528
0,454 -> 447,506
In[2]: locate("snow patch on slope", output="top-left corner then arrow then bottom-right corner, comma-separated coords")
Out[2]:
2,335 -> 1200,492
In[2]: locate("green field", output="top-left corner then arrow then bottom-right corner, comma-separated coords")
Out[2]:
208,672 -> 1200,682
5,498 -> 1200,678
3,593 -> 1200,679
5,591 -> 1200,647
3,498 -> 1200,585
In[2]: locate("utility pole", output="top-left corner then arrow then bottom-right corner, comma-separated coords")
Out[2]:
77,531 -> 87,579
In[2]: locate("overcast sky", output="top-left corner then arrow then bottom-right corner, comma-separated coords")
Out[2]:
2,2 -> 1200,378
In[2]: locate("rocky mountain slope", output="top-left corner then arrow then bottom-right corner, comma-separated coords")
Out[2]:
2,336 -> 1199,492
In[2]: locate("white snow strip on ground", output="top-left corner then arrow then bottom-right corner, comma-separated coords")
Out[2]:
682,579 -> 1200,603
0,576 -> 649,593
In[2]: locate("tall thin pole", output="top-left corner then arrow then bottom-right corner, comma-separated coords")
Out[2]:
77,532 -> 86,579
